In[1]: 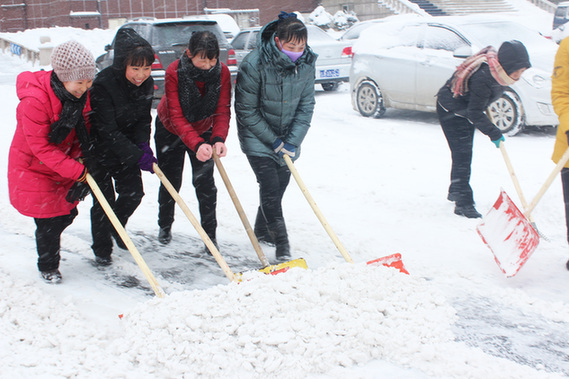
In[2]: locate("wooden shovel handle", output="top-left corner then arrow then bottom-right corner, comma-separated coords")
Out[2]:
153,163 -> 237,282
499,142 -> 533,220
86,173 -> 165,298
212,151 -> 270,267
526,147 -> 569,215
282,154 -> 354,263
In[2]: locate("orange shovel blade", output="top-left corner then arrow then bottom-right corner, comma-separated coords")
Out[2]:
477,189 -> 540,277
367,253 -> 410,275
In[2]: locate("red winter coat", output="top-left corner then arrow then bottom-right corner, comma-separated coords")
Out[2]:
8,70 -> 89,218
157,60 -> 231,152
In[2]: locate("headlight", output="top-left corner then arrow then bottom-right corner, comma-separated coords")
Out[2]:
521,73 -> 548,89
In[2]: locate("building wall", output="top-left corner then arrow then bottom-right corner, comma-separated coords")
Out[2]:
0,0 -> 320,32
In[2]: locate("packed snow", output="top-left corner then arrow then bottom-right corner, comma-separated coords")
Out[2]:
1,8 -> 569,378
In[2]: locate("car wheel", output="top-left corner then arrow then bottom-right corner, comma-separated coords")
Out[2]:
356,81 -> 386,118
487,90 -> 525,136
321,82 -> 339,91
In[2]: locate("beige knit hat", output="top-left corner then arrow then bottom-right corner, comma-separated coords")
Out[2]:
51,40 -> 96,82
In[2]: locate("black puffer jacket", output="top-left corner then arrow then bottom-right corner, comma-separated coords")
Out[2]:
89,28 -> 154,168
437,63 -> 503,141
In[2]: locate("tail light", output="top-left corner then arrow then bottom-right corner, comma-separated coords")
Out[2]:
342,46 -> 353,58
151,54 -> 163,70
227,48 -> 237,66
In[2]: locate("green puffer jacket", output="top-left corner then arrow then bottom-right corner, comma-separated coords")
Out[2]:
235,20 -> 317,164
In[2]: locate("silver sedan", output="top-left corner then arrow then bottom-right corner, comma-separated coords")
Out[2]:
350,15 -> 559,135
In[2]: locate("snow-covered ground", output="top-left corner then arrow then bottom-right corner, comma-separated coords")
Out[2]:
1,7 -> 569,378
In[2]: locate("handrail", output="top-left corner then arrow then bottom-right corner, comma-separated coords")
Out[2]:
526,0 -> 556,13
380,0 -> 430,16
0,36 -> 41,65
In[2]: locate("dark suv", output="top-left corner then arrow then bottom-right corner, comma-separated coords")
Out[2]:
96,18 -> 237,102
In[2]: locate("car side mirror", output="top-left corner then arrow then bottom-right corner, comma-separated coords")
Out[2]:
453,46 -> 472,58
104,44 -> 112,52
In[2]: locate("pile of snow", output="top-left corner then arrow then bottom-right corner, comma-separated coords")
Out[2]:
0,27 -> 115,59
308,6 -> 334,28
1,262 -> 561,378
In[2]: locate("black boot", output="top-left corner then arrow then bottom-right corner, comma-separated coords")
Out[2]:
254,208 -> 274,245
40,269 -> 62,284
454,204 -> 482,219
111,229 -> 127,250
267,219 -> 291,262
158,226 -> 172,245
566,259 -> 569,271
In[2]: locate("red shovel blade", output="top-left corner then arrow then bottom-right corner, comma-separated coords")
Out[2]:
476,189 -> 540,277
367,253 -> 410,275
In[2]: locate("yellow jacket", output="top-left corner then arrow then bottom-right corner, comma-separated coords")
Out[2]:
552,37 -> 569,166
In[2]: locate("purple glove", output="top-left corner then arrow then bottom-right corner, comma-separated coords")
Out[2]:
137,143 -> 157,173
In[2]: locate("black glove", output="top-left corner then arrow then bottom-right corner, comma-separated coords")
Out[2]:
66,181 -> 90,203
66,167 -> 90,203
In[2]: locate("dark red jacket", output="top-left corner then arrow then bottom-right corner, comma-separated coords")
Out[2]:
8,70 -> 89,218
157,60 -> 231,152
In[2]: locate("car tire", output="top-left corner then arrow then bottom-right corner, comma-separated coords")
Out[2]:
487,90 -> 525,136
321,82 -> 339,91
356,80 -> 386,118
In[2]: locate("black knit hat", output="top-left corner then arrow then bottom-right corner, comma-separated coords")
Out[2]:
498,40 -> 531,76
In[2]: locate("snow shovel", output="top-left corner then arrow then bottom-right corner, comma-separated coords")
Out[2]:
282,155 -> 408,274
477,146 -> 569,277
152,163 -> 238,282
499,142 -> 544,238
85,173 -> 165,297
212,151 -> 307,274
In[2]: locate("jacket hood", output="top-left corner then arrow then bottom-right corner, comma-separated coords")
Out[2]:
16,70 -> 51,101
112,28 -> 153,70
258,20 -> 316,69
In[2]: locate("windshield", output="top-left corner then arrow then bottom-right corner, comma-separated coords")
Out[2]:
153,22 -> 227,47
458,21 -> 549,48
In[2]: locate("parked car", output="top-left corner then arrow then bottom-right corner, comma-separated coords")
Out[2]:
554,2 -> 569,30
338,19 -> 385,45
96,18 -> 237,102
350,15 -> 559,135
230,27 -> 261,67
183,14 -> 241,41
230,24 -> 352,91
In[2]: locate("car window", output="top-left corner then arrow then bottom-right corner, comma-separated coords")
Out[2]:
354,23 -> 421,55
423,26 -> 469,52
307,26 -> 334,42
341,23 -> 370,40
248,31 -> 259,49
151,22 -> 227,47
231,32 -> 248,49
458,21 -> 548,48
116,24 -> 150,47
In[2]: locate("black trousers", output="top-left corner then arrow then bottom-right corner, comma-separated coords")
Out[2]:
437,102 -> 475,206
154,118 -> 217,239
247,155 -> 291,230
90,163 -> 144,257
34,207 -> 78,272
561,168 -> 569,245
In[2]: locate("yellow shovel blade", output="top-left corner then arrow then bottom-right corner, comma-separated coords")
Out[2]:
258,258 -> 308,275
234,258 -> 307,282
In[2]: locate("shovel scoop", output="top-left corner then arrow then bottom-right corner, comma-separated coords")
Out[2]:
476,189 -> 540,277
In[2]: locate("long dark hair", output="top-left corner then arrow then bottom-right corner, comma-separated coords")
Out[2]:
188,31 -> 220,60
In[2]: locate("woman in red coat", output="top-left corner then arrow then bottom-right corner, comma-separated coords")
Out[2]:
154,31 -> 231,248
8,41 -> 96,283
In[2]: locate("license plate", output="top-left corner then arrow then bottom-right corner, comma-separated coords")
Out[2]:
319,69 -> 340,78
